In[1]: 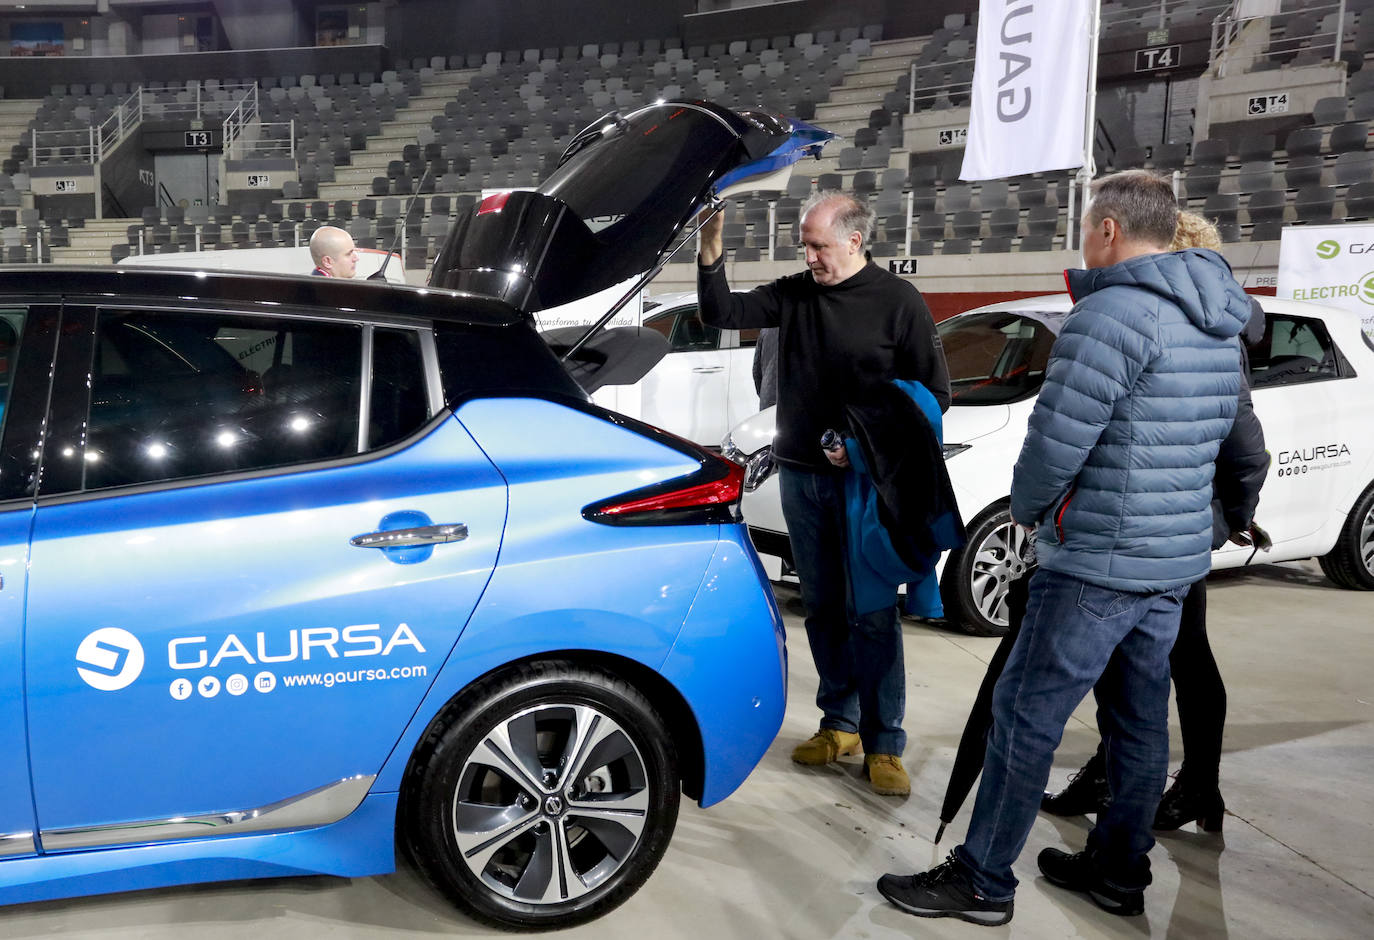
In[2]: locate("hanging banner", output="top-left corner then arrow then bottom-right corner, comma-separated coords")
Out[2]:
960,0 -> 1094,181
1276,223 -> 1374,338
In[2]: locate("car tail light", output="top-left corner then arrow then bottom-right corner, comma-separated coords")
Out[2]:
583,451 -> 744,527
477,191 -> 511,215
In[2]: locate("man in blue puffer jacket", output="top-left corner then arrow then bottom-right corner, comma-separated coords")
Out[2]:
878,170 -> 1252,926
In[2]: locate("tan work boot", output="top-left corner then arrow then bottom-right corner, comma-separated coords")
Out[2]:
866,754 -> 910,795
791,728 -> 862,765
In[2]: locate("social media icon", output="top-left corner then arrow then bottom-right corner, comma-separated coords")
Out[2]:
226,674 -> 248,696
254,671 -> 276,693
170,678 -> 193,700
198,675 -> 221,698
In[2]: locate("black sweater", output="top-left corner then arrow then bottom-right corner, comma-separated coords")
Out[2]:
699,258 -> 950,472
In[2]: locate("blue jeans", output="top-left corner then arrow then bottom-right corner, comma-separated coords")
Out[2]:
779,465 -> 906,755
954,567 -> 1188,901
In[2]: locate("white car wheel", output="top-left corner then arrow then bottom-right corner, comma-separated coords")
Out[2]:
941,504 -> 1034,636
1318,483 -> 1374,591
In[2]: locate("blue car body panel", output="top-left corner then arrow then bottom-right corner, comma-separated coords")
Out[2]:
2,394 -> 786,904
374,398 -> 784,798
712,117 -> 836,194
659,527 -> 787,806
0,793 -> 398,906
0,507 -> 35,856
24,417 -> 505,831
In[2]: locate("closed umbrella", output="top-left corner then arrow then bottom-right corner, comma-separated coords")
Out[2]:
934,566 -> 1034,844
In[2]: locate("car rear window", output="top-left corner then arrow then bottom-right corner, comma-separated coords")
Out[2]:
542,107 -> 739,248
434,319 -> 584,406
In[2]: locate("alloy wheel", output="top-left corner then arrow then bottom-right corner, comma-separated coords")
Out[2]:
450,702 -> 650,905
968,515 -> 1034,629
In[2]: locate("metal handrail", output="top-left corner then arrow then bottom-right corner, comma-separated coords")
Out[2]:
1209,0 -> 1349,78
221,83 -> 260,161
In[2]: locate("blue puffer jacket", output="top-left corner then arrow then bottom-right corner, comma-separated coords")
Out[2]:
1010,248 -> 1252,591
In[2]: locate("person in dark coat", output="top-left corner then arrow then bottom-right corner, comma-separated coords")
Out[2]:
1042,211 -> 1270,832
697,190 -> 950,797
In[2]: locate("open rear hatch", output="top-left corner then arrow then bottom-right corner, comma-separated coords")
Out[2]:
428,101 -> 833,391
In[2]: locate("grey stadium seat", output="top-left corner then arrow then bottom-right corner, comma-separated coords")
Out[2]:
1295,185 -> 1336,223
1284,154 -> 1325,189
1246,189 -> 1287,224
1312,96 -> 1350,125
1327,122 -> 1369,154
1283,126 -> 1324,157
1203,193 -> 1239,226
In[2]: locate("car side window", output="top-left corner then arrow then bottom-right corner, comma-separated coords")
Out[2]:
370,328 -> 430,449
85,310 -> 364,489
941,311 -> 1056,404
644,306 -> 720,352
1249,314 -> 1340,388
0,309 -> 24,441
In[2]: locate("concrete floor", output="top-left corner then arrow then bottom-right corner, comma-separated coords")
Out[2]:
2,560 -> 1372,938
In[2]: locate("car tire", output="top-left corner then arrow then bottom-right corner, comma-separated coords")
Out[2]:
1317,483 -> 1374,590
940,502 -> 1035,637
401,660 -> 680,930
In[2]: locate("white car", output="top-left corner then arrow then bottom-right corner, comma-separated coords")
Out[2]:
723,294 -> 1374,635
591,291 -> 762,447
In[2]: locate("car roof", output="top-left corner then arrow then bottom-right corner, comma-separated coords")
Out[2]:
0,266 -> 525,328
952,291 -> 1370,336
644,290 -> 698,312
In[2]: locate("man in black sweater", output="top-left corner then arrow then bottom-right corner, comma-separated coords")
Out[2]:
698,190 -> 950,796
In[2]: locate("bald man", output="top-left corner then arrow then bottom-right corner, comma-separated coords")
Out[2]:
308,225 -> 359,278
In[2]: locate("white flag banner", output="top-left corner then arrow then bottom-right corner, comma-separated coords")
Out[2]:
960,0 -> 1094,181
1276,223 -> 1374,338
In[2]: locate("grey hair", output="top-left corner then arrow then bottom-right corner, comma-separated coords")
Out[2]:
801,189 -> 875,247
1084,170 -> 1179,247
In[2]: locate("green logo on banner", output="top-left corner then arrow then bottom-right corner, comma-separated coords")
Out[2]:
1316,240 -> 1340,260
1363,272 -> 1374,306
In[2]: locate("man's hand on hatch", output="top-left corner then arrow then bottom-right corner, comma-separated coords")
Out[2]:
697,207 -> 724,266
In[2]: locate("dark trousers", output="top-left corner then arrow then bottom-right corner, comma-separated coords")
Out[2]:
956,568 -> 1188,899
778,465 -> 906,755
1089,577 -> 1225,788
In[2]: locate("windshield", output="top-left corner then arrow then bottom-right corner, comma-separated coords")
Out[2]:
939,311 -> 1058,405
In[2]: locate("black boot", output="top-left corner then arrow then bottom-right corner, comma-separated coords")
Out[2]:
1153,767 -> 1225,832
1037,848 -> 1145,916
1041,751 -> 1110,816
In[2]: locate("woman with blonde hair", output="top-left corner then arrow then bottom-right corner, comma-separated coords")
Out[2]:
1169,209 -> 1223,252
1041,205 -> 1270,832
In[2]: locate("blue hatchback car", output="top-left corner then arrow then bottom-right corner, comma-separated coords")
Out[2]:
0,102 -> 830,929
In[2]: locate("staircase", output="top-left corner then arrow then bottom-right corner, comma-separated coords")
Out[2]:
53,217 -> 140,264
318,68 -> 476,202
807,37 -> 925,177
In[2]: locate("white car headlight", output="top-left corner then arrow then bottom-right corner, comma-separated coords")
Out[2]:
743,445 -> 775,492
943,443 -> 971,459
721,432 -> 744,464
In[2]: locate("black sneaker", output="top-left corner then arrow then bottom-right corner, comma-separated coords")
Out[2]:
1037,848 -> 1145,916
877,853 -> 1013,926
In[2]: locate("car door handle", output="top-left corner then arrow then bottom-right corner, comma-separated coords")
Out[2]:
691,366 -> 725,373
350,524 -> 468,548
